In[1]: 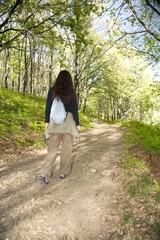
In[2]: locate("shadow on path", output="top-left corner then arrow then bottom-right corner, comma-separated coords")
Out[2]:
0,124 -> 123,240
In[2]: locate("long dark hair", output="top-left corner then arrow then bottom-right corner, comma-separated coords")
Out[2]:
53,70 -> 75,103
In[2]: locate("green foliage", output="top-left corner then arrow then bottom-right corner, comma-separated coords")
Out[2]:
122,120 -> 160,200
123,155 -> 154,197
120,119 -> 160,239
0,88 -> 45,147
123,155 -> 160,204
153,222 -> 160,235
103,0 -> 160,65
124,121 -> 160,153
86,49 -> 158,123
79,109 -> 92,129
122,210 -> 132,225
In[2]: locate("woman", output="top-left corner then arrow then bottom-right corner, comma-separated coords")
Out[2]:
38,70 -> 79,184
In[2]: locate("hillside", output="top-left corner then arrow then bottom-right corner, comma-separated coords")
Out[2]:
0,88 -> 46,152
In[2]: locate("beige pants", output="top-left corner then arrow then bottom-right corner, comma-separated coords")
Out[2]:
38,133 -> 74,177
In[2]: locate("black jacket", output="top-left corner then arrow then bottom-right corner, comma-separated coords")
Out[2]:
45,87 -> 79,126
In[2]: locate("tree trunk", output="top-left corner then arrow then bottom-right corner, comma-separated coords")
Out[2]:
49,51 -> 53,88
12,69 -> 15,90
36,48 -> 42,95
29,39 -> 33,93
23,35 -> 28,93
4,76 -> 8,89
74,48 -> 80,105
83,86 -> 91,113
17,55 -> 21,92
3,48 -> 10,89
17,40 -> 23,92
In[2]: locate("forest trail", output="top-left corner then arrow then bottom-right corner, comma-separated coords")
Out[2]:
0,124 -> 126,240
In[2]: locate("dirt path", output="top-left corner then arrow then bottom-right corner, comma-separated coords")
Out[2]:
0,124 -> 125,240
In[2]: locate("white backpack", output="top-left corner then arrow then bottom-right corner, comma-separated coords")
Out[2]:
50,98 -> 66,124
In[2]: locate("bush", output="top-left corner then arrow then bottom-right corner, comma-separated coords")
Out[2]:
124,120 -> 160,154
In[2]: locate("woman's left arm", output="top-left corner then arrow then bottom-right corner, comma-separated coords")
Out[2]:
45,88 -> 53,123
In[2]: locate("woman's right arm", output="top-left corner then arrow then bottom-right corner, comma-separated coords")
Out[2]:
70,94 -> 79,126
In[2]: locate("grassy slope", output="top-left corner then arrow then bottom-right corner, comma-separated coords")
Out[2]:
123,120 -> 160,191
124,121 -> 160,181
121,121 -> 160,237
0,88 -> 45,148
0,88 -> 92,149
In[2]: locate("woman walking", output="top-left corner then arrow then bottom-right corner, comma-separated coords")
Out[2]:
38,70 -> 79,184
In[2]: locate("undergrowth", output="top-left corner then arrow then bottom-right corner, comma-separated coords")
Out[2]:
0,88 -> 46,148
124,120 -> 160,154
79,109 -> 92,130
121,120 -> 160,238
123,155 -> 160,199
124,120 -> 160,181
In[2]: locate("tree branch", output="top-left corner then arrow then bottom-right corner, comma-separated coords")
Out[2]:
128,44 -> 159,62
110,2 -> 126,30
26,5 -> 72,30
78,34 -> 129,84
0,28 -> 25,34
32,15 -> 69,35
0,33 -> 21,49
0,0 -> 24,29
80,40 -> 103,73
145,0 -> 160,16
126,0 -> 160,41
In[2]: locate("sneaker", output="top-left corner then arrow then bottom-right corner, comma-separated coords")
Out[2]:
59,174 -> 66,179
39,174 -> 49,184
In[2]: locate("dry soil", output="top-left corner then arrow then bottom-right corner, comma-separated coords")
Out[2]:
0,124 -> 125,240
